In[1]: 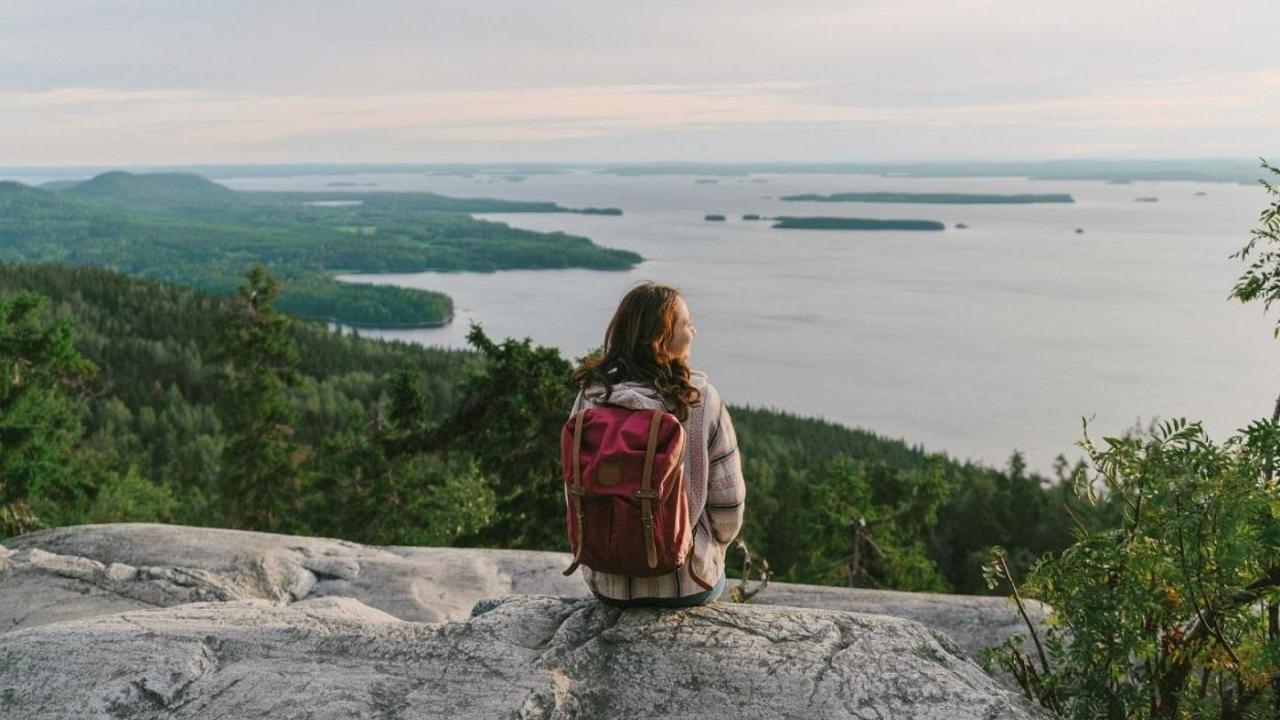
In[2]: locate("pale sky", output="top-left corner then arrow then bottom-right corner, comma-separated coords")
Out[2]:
3,0 -> 1278,164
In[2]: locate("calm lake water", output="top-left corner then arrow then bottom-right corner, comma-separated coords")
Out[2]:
222,170 -> 1279,473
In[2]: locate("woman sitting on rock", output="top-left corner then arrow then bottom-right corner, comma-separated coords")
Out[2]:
566,281 -> 745,608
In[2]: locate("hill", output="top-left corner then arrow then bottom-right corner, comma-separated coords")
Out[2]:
55,171 -> 622,220
63,171 -> 241,214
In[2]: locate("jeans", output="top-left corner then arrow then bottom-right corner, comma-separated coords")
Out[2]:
593,574 -> 726,609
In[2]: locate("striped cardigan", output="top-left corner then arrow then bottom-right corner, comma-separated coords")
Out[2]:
568,371 -> 745,600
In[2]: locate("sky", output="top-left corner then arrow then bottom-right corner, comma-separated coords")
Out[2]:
3,0 -> 1278,164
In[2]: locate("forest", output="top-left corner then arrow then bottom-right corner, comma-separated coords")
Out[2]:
0,260 -> 1109,594
0,173 -> 638,327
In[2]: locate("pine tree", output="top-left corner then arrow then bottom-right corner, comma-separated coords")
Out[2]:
432,324 -> 574,549
388,360 -> 427,431
0,291 -> 96,536
216,266 -> 303,532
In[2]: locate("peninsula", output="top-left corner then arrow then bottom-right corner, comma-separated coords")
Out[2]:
0,172 -> 639,328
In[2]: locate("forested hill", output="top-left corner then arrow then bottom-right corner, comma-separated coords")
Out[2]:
62,171 -> 241,214
0,261 -> 1115,595
0,174 -> 640,328
57,171 -> 622,219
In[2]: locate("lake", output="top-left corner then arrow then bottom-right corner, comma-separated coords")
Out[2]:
221,170 -> 1279,474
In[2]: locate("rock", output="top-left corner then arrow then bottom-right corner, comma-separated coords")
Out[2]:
749,581 -> 1047,660
3,523 -> 584,629
1,523 -> 1046,660
0,545 -> 241,633
0,594 -> 1053,719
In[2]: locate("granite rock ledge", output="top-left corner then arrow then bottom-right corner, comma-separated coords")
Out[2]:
0,523 -> 1047,661
0,594 -> 1054,719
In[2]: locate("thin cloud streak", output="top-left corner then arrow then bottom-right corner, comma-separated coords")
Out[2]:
3,69 -> 1277,162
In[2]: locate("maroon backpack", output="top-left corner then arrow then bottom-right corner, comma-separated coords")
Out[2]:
560,406 -> 694,579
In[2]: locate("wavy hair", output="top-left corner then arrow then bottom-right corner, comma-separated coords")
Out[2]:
571,282 -> 701,421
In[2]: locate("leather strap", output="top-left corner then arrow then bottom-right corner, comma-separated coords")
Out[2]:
637,409 -> 663,569
562,410 -> 588,576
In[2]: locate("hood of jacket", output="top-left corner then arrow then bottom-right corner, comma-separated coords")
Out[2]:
581,371 -> 706,412
583,380 -> 671,411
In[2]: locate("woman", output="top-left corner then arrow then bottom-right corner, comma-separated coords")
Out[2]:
568,282 -> 745,607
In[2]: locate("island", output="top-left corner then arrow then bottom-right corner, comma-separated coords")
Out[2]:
1134,197 -> 1159,202
772,216 -> 946,231
577,207 -> 624,215
779,192 -> 1075,204
742,214 -> 762,221
705,214 -> 727,221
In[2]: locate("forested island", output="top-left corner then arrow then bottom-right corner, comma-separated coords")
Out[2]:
0,172 -> 637,327
772,216 -> 946,231
780,192 -> 1074,204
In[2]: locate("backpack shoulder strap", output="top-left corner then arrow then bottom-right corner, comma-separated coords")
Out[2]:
562,409 -> 588,576
636,408 -> 664,570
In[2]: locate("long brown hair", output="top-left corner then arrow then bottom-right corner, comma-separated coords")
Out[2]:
571,282 -> 702,420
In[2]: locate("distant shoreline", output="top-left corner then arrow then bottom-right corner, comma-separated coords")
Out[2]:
772,216 -> 946,231
780,192 -> 1074,205
1,158 -> 1266,185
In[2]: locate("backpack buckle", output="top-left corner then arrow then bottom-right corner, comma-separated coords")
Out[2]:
634,488 -> 659,499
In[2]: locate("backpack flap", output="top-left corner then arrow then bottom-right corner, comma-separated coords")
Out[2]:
561,406 -> 690,578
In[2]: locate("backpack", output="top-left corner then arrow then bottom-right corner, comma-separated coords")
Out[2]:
560,405 -> 693,578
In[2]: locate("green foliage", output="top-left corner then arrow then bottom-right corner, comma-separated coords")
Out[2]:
433,325 -> 575,549
0,261 -> 1097,599
982,163 -> 1280,719
388,361 -> 428,431
0,175 -> 640,328
303,406 -> 495,548
0,291 -> 96,535
86,466 -> 178,524
0,261 -> 477,533
799,456 -> 950,591
64,171 -> 240,214
730,406 -> 1111,593
1229,160 -> 1280,334
217,266 -> 304,532
983,419 -> 1280,719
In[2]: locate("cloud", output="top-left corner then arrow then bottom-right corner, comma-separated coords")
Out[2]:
3,0 -> 1278,163
3,66 -> 1277,163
